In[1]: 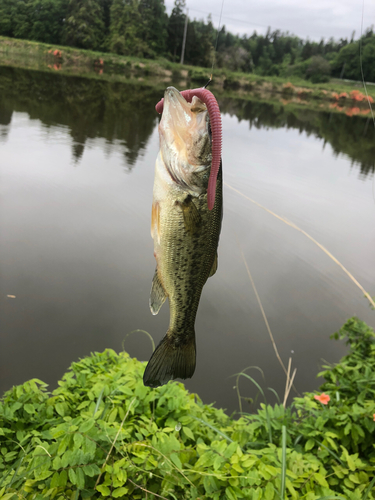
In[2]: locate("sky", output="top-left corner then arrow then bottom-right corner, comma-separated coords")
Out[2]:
164,0 -> 374,42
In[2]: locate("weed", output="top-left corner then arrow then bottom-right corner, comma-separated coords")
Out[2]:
0,319 -> 374,498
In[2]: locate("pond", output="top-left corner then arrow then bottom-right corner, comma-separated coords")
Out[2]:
1,65 -> 374,414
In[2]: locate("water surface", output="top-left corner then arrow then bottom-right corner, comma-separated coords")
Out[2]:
1,66 -> 374,413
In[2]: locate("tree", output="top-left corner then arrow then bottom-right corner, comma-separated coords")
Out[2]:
11,0 -> 33,40
138,0 -> 168,57
257,46 -> 279,76
301,40 -> 313,60
305,55 -> 331,83
0,0 -> 67,44
184,17 -> 214,67
361,37 -> 375,82
109,0 -> 146,56
63,0 -> 105,50
219,45 -> 252,72
0,0 -> 15,37
215,26 -> 227,54
167,0 -> 185,61
29,0 -> 68,44
100,0 -> 113,48
331,30 -> 375,83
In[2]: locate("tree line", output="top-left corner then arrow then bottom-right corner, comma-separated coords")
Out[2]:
1,0 -> 374,83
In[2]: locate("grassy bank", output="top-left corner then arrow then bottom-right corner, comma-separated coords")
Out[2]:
1,35 -> 375,107
1,317 -> 375,499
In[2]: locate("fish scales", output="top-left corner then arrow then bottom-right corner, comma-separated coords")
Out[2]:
160,169 -> 222,338
143,87 -> 223,388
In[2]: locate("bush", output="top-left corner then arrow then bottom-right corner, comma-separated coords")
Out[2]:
0,318 -> 375,499
279,58 -> 310,79
306,55 -> 331,83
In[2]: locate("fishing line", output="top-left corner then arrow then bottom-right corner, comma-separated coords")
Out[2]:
360,0 -> 375,128
225,181 -> 375,311
211,0 -> 226,76
231,229 -> 301,396
359,0 -> 375,203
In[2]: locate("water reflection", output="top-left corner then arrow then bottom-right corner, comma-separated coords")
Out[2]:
0,66 -> 160,167
0,66 -> 374,177
219,98 -> 375,178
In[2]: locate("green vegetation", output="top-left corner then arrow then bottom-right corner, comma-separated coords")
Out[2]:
2,35 -> 375,106
0,35 -> 178,79
1,317 -> 375,499
1,0 -> 375,85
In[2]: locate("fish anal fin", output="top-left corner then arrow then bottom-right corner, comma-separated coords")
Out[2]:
143,333 -> 196,387
149,269 -> 167,315
179,196 -> 201,234
209,252 -> 218,277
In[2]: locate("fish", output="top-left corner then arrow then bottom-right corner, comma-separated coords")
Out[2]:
143,86 -> 223,388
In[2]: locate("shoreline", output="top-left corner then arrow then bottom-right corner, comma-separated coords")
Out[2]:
1,35 -> 375,118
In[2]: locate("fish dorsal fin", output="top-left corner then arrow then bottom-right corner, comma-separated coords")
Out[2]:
150,269 -> 167,315
180,196 -> 201,234
209,252 -> 218,277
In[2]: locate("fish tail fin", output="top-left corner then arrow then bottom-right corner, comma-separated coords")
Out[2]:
143,333 -> 196,388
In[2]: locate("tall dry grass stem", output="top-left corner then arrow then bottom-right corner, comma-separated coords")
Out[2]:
134,443 -> 194,487
127,478 -> 169,500
239,247 -> 300,397
283,358 -> 297,408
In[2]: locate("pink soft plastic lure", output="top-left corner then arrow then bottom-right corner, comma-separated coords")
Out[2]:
155,88 -> 222,211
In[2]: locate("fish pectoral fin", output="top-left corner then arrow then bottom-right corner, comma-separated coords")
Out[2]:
209,252 -> 218,277
180,196 -> 201,234
150,268 -> 167,315
151,201 -> 160,243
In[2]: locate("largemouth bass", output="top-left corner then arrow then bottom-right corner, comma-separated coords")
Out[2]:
143,87 -> 223,388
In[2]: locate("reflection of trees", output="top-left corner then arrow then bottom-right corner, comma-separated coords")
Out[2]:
0,66 -> 160,168
0,103 -> 12,126
0,90 -> 13,142
219,98 -> 375,177
1,66 -> 374,176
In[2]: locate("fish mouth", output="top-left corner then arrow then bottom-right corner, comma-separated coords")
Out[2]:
163,87 -> 191,117
159,87 -> 211,186
161,86 -> 208,132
